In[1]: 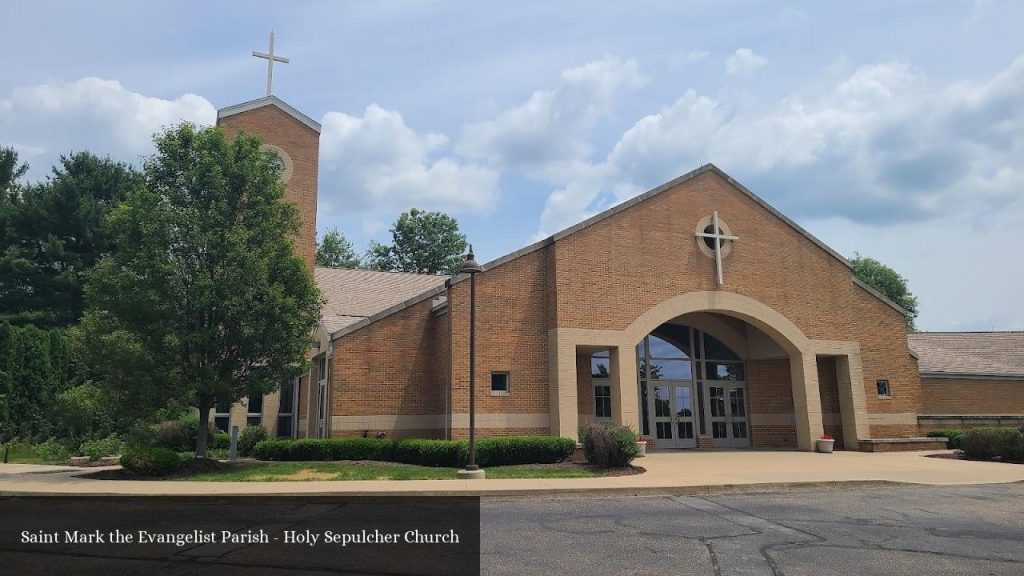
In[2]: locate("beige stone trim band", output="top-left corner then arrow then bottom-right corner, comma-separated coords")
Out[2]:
867,412 -> 919,426
329,413 -> 549,431
750,413 -> 842,426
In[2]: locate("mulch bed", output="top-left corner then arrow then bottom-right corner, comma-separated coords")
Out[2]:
80,458 -> 238,481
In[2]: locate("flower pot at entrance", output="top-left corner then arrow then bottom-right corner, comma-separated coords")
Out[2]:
816,435 -> 835,453
636,440 -> 647,457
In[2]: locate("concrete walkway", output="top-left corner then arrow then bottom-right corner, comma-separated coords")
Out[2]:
1,450 -> 1022,496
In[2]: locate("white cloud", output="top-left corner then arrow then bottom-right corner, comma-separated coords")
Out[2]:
319,104 -> 499,215
0,77 -> 216,178
534,55 -> 1024,237
725,48 -> 768,75
457,57 -> 647,174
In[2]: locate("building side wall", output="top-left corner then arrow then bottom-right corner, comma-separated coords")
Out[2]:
918,376 -> 1024,433
217,105 -> 319,269
331,298 -> 440,438
446,247 -> 552,438
550,171 -> 920,434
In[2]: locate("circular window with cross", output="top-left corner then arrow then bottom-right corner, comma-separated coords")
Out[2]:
694,212 -> 738,285
260,144 -> 294,183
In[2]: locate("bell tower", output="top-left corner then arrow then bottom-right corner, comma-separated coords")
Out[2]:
215,33 -> 320,269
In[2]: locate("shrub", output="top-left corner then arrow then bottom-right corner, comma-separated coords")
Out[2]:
393,439 -> 467,467
153,420 -> 191,451
252,435 -> 576,468
210,431 -> 231,449
960,427 -> 1024,462
35,438 -> 70,463
580,423 -> 639,468
475,436 -> 576,467
80,434 -> 125,461
120,446 -> 181,476
237,426 -> 268,456
926,429 -> 964,450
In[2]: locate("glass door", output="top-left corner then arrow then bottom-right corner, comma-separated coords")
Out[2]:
649,382 -> 697,448
703,382 -> 750,448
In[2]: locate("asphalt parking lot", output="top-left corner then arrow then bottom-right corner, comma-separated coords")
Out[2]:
481,483 -> 1024,576
1,483 -> 1021,575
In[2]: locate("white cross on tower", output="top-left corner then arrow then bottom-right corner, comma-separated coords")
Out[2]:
695,211 -> 738,286
252,32 -> 290,96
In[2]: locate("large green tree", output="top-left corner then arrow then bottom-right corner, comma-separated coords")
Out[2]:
80,124 -> 321,457
366,208 -> 468,274
851,253 -> 919,331
315,227 -> 361,268
0,146 -> 28,198
0,151 -> 140,327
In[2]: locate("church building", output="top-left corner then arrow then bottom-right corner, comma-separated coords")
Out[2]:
210,90 -> 1024,453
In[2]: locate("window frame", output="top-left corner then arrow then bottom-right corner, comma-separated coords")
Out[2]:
490,371 -> 510,396
876,379 -> 892,399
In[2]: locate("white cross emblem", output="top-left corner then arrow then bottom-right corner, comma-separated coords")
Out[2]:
695,211 -> 738,286
252,32 -> 290,96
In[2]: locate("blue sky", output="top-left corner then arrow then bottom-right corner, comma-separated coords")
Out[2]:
2,1 -> 1022,330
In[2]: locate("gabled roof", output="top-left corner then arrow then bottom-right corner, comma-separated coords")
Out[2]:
315,267 -> 447,335
909,332 -> 1024,379
217,95 -> 321,133
328,163 -> 908,339
450,163 -> 907,316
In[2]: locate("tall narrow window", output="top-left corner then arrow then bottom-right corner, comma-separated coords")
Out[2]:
213,400 -> 231,433
246,394 -> 263,427
277,377 -> 295,438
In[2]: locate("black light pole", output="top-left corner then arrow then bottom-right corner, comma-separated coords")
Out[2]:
458,246 -> 484,478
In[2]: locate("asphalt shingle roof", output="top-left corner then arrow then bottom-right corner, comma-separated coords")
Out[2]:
908,332 -> 1024,378
314,267 -> 448,334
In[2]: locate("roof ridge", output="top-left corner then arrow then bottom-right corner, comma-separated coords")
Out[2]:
314,266 -> 446,278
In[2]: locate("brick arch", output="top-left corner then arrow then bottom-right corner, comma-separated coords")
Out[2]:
551,291 -> 823,450
621,291 -> 811,357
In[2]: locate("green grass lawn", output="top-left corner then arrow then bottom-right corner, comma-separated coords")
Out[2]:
178,461 -> 599,482
3,444 -> 52,464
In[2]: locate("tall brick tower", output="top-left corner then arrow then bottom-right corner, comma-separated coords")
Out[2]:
216,97 -> 320,269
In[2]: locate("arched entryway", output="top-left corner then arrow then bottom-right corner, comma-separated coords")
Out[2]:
550,291 -> 829,451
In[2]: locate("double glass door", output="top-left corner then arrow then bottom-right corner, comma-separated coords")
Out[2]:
703,382 -> 750,448
649,382 -> 697,448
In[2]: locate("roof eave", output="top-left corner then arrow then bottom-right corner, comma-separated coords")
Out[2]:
217,95 -> 321,133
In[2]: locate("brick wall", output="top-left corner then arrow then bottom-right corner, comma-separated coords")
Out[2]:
550,171 -> 921,430
326,168 -> 922,441
446,248 -> 551,437
747,358 -> 797,447
920,377 -> 1024,415
217,104 -> 319,269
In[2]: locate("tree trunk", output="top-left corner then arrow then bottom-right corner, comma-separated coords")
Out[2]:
196,395 -> 212,459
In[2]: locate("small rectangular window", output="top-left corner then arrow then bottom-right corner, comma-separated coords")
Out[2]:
876,379 -> 891,398
490,372 -> 510,395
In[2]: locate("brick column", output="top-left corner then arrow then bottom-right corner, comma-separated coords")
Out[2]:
789,348 -> 824,451
610,345 -> 639,431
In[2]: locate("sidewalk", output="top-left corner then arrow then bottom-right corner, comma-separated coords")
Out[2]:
2,450 -> 1022,497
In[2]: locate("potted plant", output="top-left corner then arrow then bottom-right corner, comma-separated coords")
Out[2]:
816,433 -> 835,453
636,437 -> 648,457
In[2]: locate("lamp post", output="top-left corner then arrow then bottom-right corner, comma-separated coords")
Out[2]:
457,245 -> 485,480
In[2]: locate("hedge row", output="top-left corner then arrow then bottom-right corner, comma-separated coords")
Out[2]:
925,429 -> 965,450
960,427 -> 1024,463
252,436 -> 576,468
